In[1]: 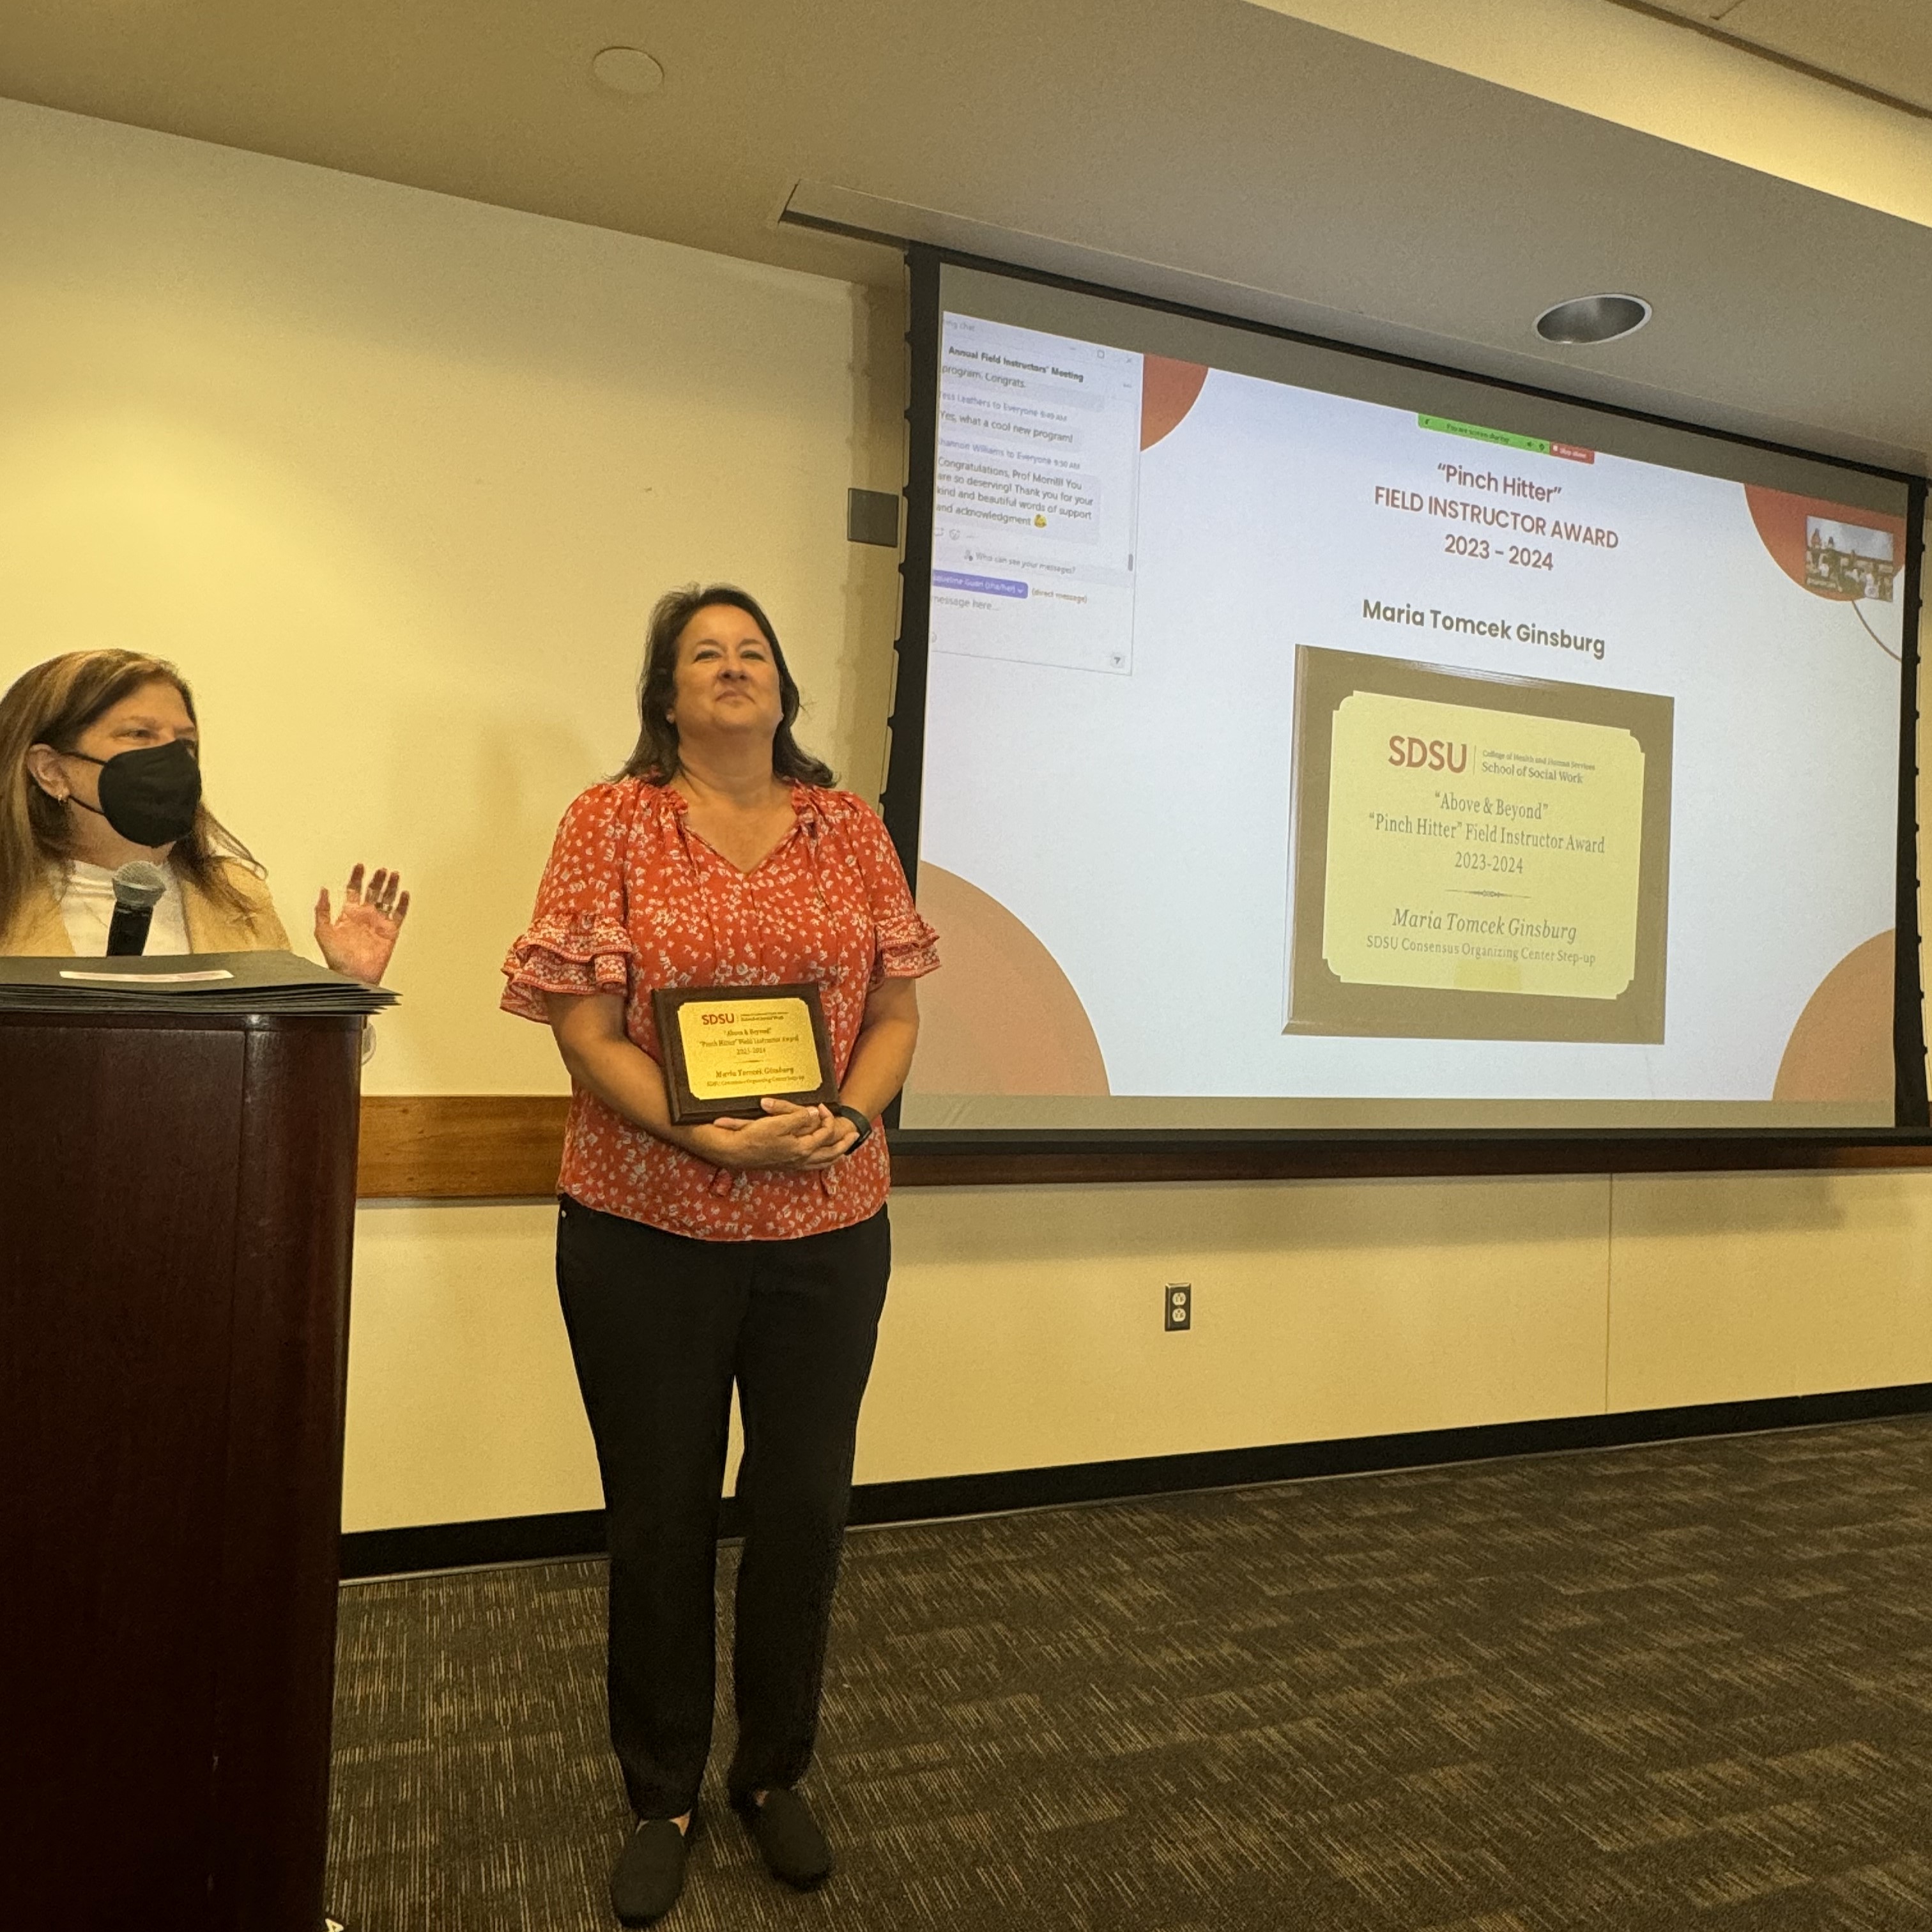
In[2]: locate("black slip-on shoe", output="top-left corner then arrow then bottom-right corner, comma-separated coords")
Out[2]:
611,1813 -> 697,1926
733,1786 -> 833,1890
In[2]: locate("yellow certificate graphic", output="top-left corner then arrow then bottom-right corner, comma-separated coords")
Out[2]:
677,995 -> 825,1100
1323,691 -> 1645,1000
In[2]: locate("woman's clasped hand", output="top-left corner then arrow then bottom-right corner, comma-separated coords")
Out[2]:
693,1096 -> 859,1172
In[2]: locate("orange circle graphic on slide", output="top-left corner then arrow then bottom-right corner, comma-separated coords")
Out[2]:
1744,484 -> 1906,603
910,865 -> 1110,1096
1772,930 -> 1894,1104
1141,356 -> 1210,451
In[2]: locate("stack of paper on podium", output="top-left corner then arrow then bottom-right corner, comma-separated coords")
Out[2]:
0,948 -> 397,1013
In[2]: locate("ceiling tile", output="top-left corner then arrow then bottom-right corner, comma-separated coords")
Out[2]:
1625,0 -> 1932,112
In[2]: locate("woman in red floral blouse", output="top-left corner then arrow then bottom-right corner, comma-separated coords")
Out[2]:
502,585 -> 938,1925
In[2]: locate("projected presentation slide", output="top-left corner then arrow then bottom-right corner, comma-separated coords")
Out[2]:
905,266 -> 1915,1131
1286,648 -> 1672,1045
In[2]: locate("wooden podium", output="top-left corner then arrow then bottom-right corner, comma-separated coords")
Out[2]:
1,1007 -> 364,1930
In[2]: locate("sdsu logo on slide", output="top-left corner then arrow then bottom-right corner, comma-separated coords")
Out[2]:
1387,735 -> 1468,773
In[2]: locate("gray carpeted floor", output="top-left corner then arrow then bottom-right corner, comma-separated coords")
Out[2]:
327,1418 -> 1932,1930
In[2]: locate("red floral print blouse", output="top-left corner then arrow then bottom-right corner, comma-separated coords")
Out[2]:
502,778 -> 939,1241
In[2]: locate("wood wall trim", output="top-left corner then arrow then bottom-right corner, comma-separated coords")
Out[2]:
358,1096 -> 569,1200
889,1137 -> 1932,1187
355,1094 -> 1932,1200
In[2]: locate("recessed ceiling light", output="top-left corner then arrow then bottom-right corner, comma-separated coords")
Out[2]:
590,47 -> 665,96
1534,294 -> 1652,345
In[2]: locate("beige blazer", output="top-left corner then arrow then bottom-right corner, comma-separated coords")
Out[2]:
1,859 -> 292,957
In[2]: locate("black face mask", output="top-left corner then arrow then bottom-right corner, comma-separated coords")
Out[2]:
63,739 -> 203,847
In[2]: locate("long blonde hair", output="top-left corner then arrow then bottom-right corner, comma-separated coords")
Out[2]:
0,650 -> 263,946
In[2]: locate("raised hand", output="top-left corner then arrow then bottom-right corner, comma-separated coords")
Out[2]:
314,863 -> 411,986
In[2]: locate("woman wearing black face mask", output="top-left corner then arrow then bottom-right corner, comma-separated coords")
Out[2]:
0,649 -> 408,981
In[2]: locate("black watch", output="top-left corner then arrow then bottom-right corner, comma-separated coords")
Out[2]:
832,1103 -> 875,1148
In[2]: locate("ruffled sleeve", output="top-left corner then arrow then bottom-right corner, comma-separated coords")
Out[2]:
500,782 -> 641,1023
833,793 -> 940,987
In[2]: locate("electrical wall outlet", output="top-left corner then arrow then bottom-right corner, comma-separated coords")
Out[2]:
1165,1282 -> 1192,1331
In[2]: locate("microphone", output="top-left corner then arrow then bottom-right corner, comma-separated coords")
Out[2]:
106,861 -> 169,957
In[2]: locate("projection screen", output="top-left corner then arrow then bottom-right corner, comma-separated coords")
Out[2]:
885,252 -> 1927,1137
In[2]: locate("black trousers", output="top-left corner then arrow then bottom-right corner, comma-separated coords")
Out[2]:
555,1194 -> 892,1820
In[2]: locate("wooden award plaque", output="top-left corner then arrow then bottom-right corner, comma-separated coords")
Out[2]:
651,982 -> 839,1124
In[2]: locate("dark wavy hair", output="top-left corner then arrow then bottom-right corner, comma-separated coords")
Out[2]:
620,583 -> 834,788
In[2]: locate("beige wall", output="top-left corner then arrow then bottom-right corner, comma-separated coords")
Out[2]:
0,96 -> 904,1095
5,98 -> 1929,1538
348,1169 -> 1932,1533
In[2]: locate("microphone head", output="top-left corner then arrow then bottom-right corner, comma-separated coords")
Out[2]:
111,860 -> 169,911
